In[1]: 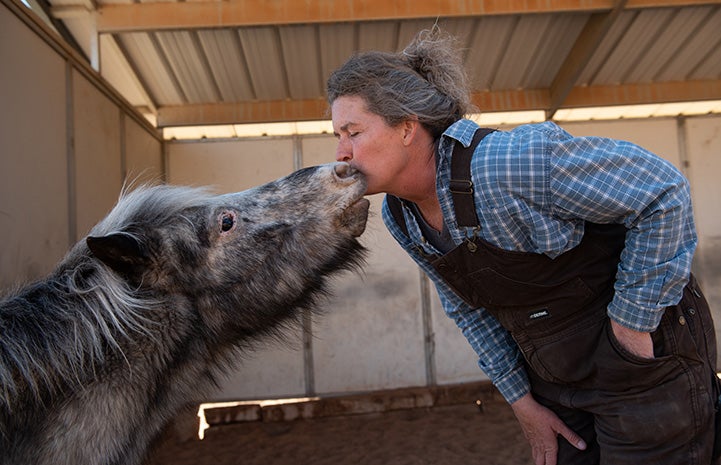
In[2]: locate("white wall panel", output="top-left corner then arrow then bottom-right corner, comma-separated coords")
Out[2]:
73,71 -> 124,238
167,138 -> 293,192
1,1 -> 162,292
124,115 -> 164,185
312,193 -> 427,394
303,136 -> 462,393
212,328 -> 307,402
183,119 -> 721,401
685,115 -> 721,359
167,137 -> 303,401
301,135 -> 336,167
431,285 -> 489,385
0,5 -> 69,289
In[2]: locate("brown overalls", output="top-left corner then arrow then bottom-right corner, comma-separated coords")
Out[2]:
388,128 -> 721,464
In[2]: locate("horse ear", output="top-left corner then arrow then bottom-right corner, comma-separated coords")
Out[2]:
86,233 -> 148,275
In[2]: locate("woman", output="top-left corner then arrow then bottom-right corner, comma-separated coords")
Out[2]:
327,28 -> 719,465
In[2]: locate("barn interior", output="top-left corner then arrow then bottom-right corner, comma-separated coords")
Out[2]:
2,1 -> 721,463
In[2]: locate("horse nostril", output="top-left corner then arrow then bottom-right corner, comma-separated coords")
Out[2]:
334,162 -> 355,179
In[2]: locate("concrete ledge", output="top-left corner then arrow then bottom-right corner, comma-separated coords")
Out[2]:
203,381 -> 501,427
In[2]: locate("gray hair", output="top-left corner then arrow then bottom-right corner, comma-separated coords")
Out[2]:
326,27 -> 475,138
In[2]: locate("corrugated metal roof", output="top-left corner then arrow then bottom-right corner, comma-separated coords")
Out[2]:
39,0 -> 721,126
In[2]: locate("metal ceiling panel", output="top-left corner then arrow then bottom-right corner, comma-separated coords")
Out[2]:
279,24 -> 323,99
657,7 -> 721,81
625,7 -> 713,83
594,8 -> 675,85
237,26 -> 287,100
577,11 -> 636,86
155,30 -> 220,103
521,14 -> 588,89
40,0 -> 721,125
396,17 -> 443,51
116,32 -> 184,105
318,23 -> 355,88
690,40 -> 721,79
99,34 -> 151,108
437,17 -> 479,49
197,29 -> 254,102
357,21 -> 398,52
465,15 -> 517,91
493,14 -> 555,90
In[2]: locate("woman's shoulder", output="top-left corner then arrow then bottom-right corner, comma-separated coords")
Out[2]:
445,119 -> 572,145
443,119 -> 481,145
505,121 -> 572,140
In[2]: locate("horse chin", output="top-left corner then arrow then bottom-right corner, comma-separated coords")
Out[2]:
340,198 -> 370,237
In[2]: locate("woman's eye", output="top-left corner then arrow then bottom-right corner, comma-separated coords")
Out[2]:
221,213 -> 234,232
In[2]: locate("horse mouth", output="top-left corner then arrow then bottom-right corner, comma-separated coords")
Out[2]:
341,198 -> 370,237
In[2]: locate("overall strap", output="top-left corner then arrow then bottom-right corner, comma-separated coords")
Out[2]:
386,193 -> 409,237
387,127 -> 495,236
450,127 -> 495,227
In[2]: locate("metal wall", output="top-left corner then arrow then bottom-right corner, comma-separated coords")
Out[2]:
166,116 -> 721,402
0,2 -> 163,290
3,0 -> 720,404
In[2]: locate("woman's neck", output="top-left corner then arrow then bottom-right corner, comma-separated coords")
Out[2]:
414,195 -> 444,232
401,151 -> 443,231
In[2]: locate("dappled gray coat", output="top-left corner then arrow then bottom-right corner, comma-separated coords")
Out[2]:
0,163 -> 369,465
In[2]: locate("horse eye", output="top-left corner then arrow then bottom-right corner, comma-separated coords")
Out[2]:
220,213 -> 235,232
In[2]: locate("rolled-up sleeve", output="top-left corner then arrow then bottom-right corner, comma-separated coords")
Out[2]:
545,126 -> 696,331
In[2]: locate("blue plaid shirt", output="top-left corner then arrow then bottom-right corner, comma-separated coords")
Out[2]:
382,119 -> 697,404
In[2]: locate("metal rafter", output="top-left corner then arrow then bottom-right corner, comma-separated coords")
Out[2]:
156,80 -> 721,127
545,0 -> 629,119
95,0 -> 721,33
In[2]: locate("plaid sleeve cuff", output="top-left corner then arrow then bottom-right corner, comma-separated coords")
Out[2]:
607,291 -> 665,333
493,362 -> 531,404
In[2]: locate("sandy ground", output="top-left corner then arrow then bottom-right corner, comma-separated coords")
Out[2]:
145,398 -> 532,465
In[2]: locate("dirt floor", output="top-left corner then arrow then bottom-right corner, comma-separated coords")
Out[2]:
145,393 -> 532,465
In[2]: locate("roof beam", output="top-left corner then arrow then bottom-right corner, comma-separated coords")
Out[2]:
562,79 -> 721,108
546,0 -> 628,119
157,98 -> 331,127
156,80 -> 721,127
96,0 -> 721,33
155,90 -> 552,127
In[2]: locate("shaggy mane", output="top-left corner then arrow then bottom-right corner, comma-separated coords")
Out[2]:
0,185 -> 214,410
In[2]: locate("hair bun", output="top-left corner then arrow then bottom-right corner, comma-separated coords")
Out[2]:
402,27 -> 474,117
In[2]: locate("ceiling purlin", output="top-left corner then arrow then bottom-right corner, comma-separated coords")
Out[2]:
108,35 -> 159,114
563,79 -> 721,108
155,80 -> 721,127
95,0 -> 721,34
546,0 -> 629,120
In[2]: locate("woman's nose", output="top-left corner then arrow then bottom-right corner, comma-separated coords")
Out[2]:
335,142 -> 352,162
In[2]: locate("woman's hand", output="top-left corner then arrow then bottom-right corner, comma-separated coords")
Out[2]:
510,393 -> 586,465
610,319 -> 654,359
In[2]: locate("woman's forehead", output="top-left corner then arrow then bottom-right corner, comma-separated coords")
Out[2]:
331,96 -> 378,128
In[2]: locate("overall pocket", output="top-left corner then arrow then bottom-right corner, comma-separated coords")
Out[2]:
518,301 -> 608,385
467,267 -> 609,385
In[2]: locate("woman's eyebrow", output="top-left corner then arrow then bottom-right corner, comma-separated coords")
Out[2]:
334,122 -> 357,136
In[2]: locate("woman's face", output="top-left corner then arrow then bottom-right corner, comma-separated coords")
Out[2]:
331,95 -> 411,196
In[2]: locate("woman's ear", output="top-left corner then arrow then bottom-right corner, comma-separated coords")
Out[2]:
400,118 -> 421,146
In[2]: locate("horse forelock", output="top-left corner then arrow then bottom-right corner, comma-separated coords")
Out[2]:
90,185 -> 216,238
